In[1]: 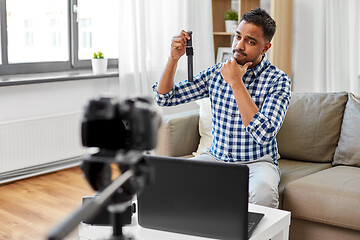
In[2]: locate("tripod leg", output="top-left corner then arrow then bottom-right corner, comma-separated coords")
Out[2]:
111,211 -> 124,239
110,205 -> 134,240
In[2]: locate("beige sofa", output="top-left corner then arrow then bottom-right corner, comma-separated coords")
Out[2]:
154,92 -> 360,240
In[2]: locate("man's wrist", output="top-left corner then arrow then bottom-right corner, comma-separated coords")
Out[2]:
169,54 -> 181,61
229,77 -> 245,90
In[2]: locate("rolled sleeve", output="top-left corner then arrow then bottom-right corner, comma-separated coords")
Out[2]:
246,111 -> 276,145
246,82 -> 291,146
152,83 -> 176,106
152,65 -> 215,107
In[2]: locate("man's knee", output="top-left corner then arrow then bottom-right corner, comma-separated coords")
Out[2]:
249,182 -> 279,208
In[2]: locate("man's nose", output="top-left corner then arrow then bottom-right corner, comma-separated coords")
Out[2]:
235,39 -> 245,51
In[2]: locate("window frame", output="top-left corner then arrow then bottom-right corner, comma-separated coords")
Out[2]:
0,0 -> 117,76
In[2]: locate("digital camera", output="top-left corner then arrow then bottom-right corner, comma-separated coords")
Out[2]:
81,96 -> 160,152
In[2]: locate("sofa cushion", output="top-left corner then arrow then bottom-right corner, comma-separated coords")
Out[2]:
193,98 -> 212,156
155,110 -> 200,157
276,92 -> 348,163
333,93 -> 360,167
290,218 -> 360,240
283,166 -> 360,231
277,159 -> 332,208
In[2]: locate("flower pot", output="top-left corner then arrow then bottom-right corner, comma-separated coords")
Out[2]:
91,58 -> 108,75
225,20 -> 238,33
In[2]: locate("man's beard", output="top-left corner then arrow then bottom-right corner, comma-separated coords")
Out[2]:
233,49 -> 247,65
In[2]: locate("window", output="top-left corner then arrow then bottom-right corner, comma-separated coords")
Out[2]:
0,0 -> 119,75
77,0 -> 119,60
79,18 -> 92,50
24,20 -> 34,47
50,19 -> 62,48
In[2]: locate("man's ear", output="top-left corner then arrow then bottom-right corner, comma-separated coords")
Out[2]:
261,42 -> 272,55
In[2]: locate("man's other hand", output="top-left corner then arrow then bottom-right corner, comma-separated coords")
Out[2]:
221,57 -> 252,88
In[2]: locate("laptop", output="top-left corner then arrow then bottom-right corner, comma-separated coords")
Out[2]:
137,155 -> 264,240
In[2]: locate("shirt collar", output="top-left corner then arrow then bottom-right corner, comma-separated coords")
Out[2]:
248,55 -> 271,77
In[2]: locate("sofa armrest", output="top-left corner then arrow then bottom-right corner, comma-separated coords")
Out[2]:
154,110 -> 200,157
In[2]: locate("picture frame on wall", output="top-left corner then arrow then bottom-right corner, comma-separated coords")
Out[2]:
216,47 -> 233,63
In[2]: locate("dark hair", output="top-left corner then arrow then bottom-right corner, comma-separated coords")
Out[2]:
240,8 -> 276,42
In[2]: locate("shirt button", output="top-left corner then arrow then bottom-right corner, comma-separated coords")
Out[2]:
231,114 -> 235,117
229,133 -> 233,137
228,153 -> 232,157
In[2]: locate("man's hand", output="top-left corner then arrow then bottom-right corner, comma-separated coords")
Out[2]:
220,57 -> 252,88
170,30 -> 191,61
157,30 -> 190,95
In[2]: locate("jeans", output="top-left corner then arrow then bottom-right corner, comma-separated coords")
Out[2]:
192,150 -> 281,208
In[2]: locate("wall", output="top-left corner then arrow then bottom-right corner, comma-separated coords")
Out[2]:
0,76 -> 120,181
0,77 -> 120,123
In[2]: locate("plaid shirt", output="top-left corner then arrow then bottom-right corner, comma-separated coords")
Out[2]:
153,56 -> 291,165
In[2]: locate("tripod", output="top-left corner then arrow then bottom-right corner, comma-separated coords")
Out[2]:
47,152 -> 153,240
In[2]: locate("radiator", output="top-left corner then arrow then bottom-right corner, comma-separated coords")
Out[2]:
0,112 -> 87,183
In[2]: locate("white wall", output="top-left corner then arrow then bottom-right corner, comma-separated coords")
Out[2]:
0,77 -> 120,123
0,77 -> 120,179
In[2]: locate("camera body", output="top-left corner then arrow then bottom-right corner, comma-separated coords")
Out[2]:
81,96 -> 160,152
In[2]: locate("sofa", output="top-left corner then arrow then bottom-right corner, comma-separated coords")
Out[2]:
154,92 -> 360,240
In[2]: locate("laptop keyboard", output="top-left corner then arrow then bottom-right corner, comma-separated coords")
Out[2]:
248,221 -> 255,232
248,212 -> 264,238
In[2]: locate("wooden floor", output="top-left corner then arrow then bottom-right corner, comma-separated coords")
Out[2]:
0,166 -> 96,240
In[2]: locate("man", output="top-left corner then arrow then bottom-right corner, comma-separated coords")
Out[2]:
153,8 -> 291,208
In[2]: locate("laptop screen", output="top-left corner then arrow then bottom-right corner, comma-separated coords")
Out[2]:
137,155 -> 250,239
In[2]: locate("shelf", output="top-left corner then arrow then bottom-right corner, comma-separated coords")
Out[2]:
213,32 -> 235,36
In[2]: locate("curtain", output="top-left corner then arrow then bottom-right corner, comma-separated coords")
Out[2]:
318,0 -> 359,95
293,0 -> 359,95
118,0 -> 215,100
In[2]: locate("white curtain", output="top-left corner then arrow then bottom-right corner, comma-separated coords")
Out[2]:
118,0 -> 215,99
293,0 -> 360,96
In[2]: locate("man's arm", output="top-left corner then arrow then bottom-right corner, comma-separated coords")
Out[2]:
221,58 -> 291,145
220,58 -> 257,127
157,30 -> 191,94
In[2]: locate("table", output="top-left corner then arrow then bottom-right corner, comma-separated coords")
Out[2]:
79,203 -> 291,240
248,204 -> 291,240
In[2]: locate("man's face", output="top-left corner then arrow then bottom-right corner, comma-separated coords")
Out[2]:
232,21 -> 271,68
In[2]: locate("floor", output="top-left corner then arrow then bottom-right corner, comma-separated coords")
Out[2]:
0,166 -> 96,240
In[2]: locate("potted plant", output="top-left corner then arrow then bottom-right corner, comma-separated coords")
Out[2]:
224,10 -> 238,33
91,51 -> 108,75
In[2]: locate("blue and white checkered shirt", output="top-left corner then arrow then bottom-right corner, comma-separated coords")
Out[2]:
153,55 -> 291,165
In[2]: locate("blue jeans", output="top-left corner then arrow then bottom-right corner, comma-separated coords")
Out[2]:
192,151 -> 281,208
